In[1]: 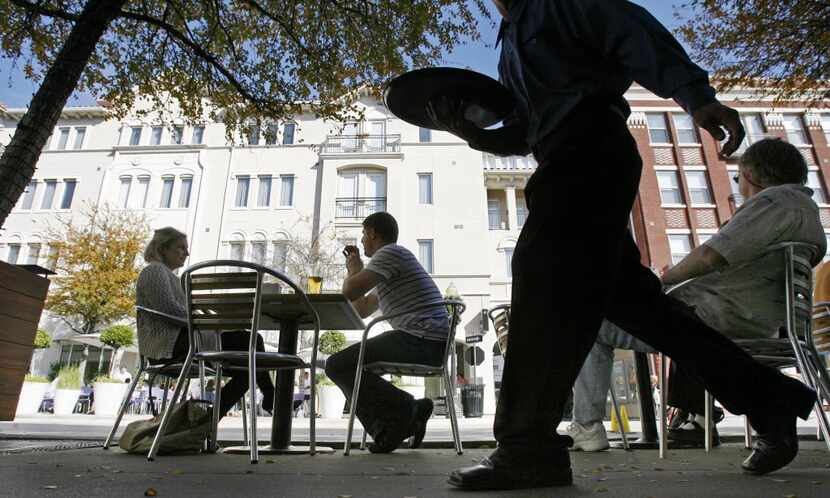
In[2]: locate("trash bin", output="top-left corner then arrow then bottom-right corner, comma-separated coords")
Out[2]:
461,384 -> 484,418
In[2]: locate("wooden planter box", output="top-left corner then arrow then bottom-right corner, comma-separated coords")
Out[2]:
0,261 -> 51,420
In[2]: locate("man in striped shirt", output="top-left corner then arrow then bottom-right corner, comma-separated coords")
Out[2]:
325,211 -> 450,453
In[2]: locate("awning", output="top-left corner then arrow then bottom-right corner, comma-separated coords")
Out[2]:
55,332 -> 139,353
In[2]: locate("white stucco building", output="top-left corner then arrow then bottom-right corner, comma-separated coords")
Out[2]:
1,96 -> 534,414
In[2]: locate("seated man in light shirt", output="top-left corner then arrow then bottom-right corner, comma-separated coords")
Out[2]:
325,211 -> 449,453
568,138 -> 826,450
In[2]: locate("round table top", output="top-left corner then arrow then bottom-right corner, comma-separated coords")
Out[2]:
384,67 -> 514,130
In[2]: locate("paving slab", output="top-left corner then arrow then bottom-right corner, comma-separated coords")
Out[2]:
0,442 -> 828,498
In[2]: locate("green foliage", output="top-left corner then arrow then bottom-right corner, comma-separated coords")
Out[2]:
315,373 -> 335,386
47,362 -> 61,382
319,330 -> 346,355
678,1 -> 830,101
0,0 -> 489,141
44,203 -> 149,334
24,374 -> 49,383
33,329 -> 51,349
56,366 -> 82,390
92,375 -> 121,384
100,324 -> 135,350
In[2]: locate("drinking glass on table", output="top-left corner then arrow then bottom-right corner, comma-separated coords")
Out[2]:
307,276 -> 323,294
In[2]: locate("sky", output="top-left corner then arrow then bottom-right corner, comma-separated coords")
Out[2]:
0,1 -> 684,109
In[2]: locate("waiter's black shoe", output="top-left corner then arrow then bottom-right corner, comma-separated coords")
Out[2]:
741,414 -> 799,475
448,446 -> 573,490
409,398 -> 434,449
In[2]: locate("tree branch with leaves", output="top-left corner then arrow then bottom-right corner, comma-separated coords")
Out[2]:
0,0 -> 488,227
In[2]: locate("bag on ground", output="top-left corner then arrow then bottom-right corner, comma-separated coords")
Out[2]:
119,399 -> 212,455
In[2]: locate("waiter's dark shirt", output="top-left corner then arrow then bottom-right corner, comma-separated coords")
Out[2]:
497,0 -> 717,148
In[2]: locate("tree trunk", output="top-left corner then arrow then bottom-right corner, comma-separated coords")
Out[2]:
0,0 -> 127,228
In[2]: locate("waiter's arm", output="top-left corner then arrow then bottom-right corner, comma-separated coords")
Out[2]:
564,0 -> 744,155
426,97 -> 530,156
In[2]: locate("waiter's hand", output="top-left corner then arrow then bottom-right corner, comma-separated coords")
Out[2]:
426,95 -> 482,143
692,102 -> 745,159
342,245 -> 363,275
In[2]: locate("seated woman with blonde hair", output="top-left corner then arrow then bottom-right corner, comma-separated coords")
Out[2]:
136,227 -> 275,417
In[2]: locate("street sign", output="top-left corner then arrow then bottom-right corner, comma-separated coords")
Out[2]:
464,346 -> 485,366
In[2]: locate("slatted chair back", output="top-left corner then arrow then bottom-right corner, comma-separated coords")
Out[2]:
488,304 -> 511,355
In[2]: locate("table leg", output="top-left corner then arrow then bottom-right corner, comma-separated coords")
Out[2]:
225,318 -> 333,455
612,352 -> 659,449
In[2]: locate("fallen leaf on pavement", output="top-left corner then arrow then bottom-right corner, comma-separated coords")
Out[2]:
42,486 -> 58,490
144,488 -> 157,497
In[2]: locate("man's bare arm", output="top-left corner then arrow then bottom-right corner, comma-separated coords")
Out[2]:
661,244 -> 727,286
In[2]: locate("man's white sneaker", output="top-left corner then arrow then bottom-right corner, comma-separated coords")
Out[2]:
567,422 -> 610,452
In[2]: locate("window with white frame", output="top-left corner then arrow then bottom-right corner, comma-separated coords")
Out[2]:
419,127 -> 431,143
283,122 -> 295,145
251,241 -> 267,265
672,114 -> 699,143
73,127 -> 86,149
129,127 -> 142,146
265,124 -> 278,145
668,234 -> 692,265
807,170 -> 828,204
191,126 -> 205,145
505,247 -> 514,278
656,170 -> 684,205
418,239 -> 434,273
418,173 -> 433,204
60,179 -> 77,209
229,241 -> 245,262
41,180 -> 57,209
178,175 -> 193,208
646,113 -> 670,143
272,240 -> 288,271
737,114 -> 766,154
684,170 -> 713,205
20,180 -> 37,210
235,176 -> 250,207
257,175 -> 272,207
159,176 -> 175,208
171,126 -> 184,145
7,243 -> 21,264
822,115 -> 830,144
118,176 -> 132,208
279,175 -> 294,206
150,126 -> 163,145
57,128 -> 70,150
26,243 -> 41,265
135,175 -> 150,208
247,125 -> 260,145
783,114 -> 809,145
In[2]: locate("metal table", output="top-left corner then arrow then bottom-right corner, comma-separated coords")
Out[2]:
224,292 -> 364,456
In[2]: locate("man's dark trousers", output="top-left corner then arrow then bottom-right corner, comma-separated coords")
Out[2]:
325,330 -> 444,437
494,103 -> 816,455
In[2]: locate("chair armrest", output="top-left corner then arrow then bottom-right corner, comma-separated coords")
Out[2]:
362,300 -> 467,341
136,305 -> 188,326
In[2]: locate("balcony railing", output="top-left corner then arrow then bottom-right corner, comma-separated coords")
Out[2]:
488,209 -> 509,230
516,208 -> 528,228
482,153 -> 537,171
336,197 -> 387,219
322,134 -> 401,154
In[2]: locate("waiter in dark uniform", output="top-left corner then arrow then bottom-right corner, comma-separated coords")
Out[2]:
427,0 -> 817,491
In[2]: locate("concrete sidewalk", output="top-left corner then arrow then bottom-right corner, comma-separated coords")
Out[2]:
1,413 -> 826,445
1,441 -> 829,497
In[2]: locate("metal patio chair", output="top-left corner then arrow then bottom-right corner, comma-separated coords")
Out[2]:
146,261 -> 321,464
344,300 -> 466,455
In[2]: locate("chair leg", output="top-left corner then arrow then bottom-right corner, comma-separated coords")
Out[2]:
208,365 -> 223,453
344,365 -> 365,456
241,392 -> 249,447
104,364 -> 144,449
704,391 -> 713,453
658,353 -> 667,459
361,429 -> 368,451
608,385 -> 629,450
148,354 -> 194,461
443,371 -> 463,455
160,378 -> 170,414
744,416 -> 752,449
248,362 -> 258,463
